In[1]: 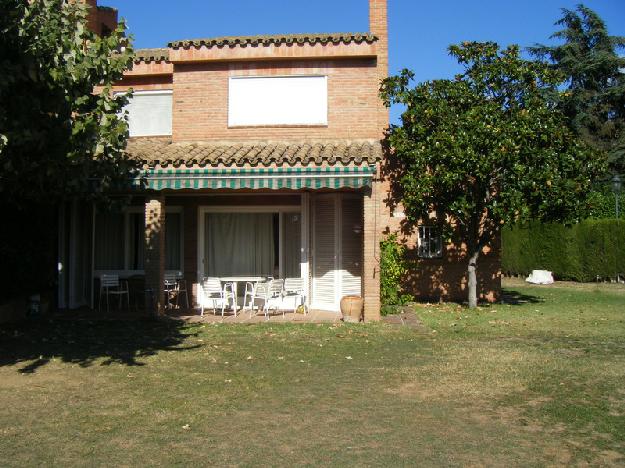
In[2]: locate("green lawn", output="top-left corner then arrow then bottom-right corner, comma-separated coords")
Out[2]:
1,280 -> 624,466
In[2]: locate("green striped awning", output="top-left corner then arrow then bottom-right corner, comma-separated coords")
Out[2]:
134,166 -> 376,191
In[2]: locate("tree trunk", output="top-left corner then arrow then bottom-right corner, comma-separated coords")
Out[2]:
467,250 -> 479,308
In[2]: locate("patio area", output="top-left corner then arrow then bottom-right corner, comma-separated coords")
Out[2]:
178,308 -> 341,324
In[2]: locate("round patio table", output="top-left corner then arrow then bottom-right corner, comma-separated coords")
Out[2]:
218,276 -> 269,314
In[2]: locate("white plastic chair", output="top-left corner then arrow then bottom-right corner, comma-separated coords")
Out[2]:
200,277 -> 236,317
243,281 -> 257,312
99,274 -> 129,312
252,279 -> 284,319
283,277 -> 307,314
164,271 -> 189,309
242,278 -> 270,313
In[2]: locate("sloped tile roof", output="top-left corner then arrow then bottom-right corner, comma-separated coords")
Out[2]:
168,33 -> 378,50
134,48 -> 170,63
125,139 -> 382,167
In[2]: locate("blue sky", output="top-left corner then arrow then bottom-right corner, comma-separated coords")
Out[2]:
104,0 -> 625,123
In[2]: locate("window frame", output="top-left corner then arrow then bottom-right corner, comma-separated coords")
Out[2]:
94,206 -> 183,278
417,225 -> 444,259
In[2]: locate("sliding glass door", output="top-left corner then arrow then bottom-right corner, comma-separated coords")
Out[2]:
204,212 -> 277,277
199,208 -> 302,280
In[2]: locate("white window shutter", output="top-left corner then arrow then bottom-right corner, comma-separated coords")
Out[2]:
125,91 -> 173,137
312,195 -> 337,310
228,76 -> 328,126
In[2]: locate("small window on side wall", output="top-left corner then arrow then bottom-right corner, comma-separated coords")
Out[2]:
418,226 -> 443,259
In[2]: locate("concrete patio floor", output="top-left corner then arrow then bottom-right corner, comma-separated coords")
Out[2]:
174,308 -> 342,324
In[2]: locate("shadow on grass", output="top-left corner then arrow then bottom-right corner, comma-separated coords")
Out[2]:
501,289 -> 543,306
0,318 -> 200,374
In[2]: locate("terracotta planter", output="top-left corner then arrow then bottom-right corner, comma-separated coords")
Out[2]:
340,296 -> 363,323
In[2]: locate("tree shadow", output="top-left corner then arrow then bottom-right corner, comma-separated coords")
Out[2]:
0,317 -> 200,374
500,289 -> 543,306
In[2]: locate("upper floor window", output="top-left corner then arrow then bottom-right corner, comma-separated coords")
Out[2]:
124,90 -> 173,137
228,76 -> 328,127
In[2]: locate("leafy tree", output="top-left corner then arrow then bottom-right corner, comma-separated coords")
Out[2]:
381,42 -> 606,308
0,0 -> 136,205
0,0 -> 135,298
529,4 -> 625,172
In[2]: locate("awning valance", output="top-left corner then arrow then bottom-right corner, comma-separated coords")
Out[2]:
135,166 -> 376,191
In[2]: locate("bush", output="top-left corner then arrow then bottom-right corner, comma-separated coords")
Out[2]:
380,234 -> 412,311
587,188 -> 625,219
503,219 -> 625,281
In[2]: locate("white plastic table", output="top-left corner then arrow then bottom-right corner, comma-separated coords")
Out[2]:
219,276 -> 268,314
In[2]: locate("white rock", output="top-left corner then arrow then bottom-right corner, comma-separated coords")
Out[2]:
526,270 -> 554,285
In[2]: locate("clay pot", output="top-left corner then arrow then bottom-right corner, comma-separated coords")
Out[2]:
340,296 -> 363,323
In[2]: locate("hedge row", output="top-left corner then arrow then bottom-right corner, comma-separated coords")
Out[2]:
502,219 -> 625,282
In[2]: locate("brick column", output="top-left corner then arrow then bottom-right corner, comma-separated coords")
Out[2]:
366,0 -> 388,322
363,179 -> 381,322
144,196 -> 166,317
369,0 -> 389,136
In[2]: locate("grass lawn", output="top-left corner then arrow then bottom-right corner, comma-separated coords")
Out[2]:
1,280 -> 624,466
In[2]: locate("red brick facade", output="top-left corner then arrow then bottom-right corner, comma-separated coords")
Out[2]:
88,0 -> 501,318
84,0 -> 118,37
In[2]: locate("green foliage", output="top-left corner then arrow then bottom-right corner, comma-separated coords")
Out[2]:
502,219 -> 625,281
529,5 -> 625,172
0,0 -> 136,300
380,41 -> 606,306
379,234 -> 412,310
0,0 -> 137,206
587,188 -> 625,219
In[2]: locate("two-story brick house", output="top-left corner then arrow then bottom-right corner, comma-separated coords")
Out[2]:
58,0 -> 500,320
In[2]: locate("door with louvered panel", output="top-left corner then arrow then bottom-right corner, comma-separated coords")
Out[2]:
312,194 -> 337,310
311,194 -> 363,311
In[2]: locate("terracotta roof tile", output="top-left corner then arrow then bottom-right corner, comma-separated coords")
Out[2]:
168,33 -> 377,50
134,48 -> 170,63
125,139 -> 382,168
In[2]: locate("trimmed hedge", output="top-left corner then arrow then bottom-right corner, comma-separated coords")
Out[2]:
502,219 -> 625,282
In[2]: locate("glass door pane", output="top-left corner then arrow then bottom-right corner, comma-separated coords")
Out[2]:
281,212 -> 302,278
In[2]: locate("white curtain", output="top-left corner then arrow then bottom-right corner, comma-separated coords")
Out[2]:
205,213 -> 275,277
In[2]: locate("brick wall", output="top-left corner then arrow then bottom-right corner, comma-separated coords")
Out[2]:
372,177 -> 502,304
362,0 -> 388,321
112,75 -> 173,93
171,58 -> 379,142
83,0 -> 118,36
